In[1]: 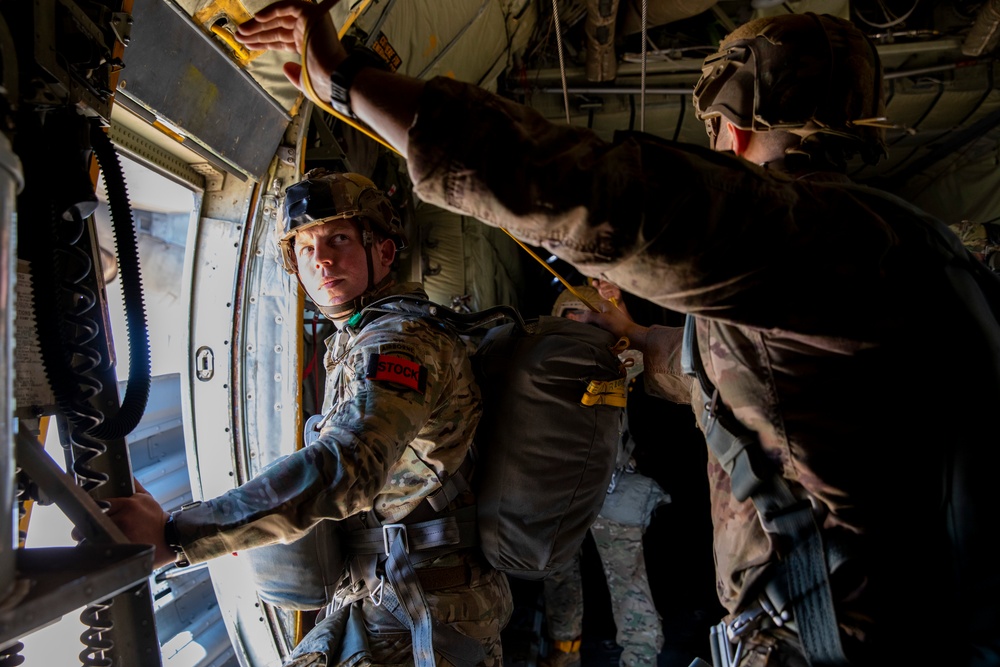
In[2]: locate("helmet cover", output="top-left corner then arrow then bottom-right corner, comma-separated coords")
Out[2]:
692,12 -> 886,164
552,285 -> 602,317
276,169 -> 406,274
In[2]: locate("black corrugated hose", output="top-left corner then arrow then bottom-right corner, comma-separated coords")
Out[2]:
86,122 -> 151,440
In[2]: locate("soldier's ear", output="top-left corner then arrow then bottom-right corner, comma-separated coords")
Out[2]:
376,237 -> 396,269
727,122 -> 753,157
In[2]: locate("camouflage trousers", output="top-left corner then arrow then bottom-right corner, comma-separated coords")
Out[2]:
543,518 -> 664,667
288,567 -> 512,667
364,567 -> 512,667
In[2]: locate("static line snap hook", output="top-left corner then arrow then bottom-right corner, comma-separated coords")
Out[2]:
704,388 -> 720,434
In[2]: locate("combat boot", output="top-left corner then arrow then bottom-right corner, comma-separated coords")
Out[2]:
541,638 -> 582,667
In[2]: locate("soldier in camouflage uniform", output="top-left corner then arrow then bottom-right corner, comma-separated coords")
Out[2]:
949,219 -> 1000,272
541,284 -> 667,667
105,171 -> 512,667
237,7 -> 1000,667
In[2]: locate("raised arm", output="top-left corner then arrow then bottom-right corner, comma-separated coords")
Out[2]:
235,0 -> 423,156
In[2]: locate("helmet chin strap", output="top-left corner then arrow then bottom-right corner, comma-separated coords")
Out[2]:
314,296 -> 357,323
310,274 -> 395,324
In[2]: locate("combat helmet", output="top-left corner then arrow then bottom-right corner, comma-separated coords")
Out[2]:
692,12 -> 887,166
277,169 -> 407,319
551,284 -> 602,317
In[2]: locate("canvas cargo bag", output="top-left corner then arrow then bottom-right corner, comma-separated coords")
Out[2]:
470,314 -> 627,579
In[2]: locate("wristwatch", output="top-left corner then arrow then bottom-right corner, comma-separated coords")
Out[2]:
163,512 -> 190,567
329,46 -> 391,119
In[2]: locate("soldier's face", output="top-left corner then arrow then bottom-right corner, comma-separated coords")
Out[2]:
294,219 -> 395,307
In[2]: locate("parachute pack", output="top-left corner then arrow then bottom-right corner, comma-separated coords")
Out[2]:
465,308 -> 627,579
247,296 -> 628,609
358,296 -> 629,580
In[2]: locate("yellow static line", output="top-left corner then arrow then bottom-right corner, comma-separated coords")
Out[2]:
499,229 -> 601,312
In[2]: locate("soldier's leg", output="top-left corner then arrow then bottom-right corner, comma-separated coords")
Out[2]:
542,550 -> 585,641
428,568 -> 514,667
591,518 -> 664,667
541,551 -> 584,667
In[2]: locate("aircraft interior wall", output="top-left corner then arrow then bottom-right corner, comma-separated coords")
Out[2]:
3,1 -> 1000,666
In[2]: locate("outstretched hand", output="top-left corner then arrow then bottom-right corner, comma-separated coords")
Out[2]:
592,278 -> 622,303
236,0 -> 425,159
567,297 -> 649,352
235,0 -> 348,100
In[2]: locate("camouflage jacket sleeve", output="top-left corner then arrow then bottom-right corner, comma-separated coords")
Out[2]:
640,325 -> 693,403
407,77 -> 926,341
174,309 -> 477,564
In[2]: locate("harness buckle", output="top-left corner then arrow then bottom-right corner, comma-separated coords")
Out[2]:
369,576 -> 384,607
382,523 -> 408,555
758,495 -> 823,534
727,604 -> 766,643
759,594 -> 791,628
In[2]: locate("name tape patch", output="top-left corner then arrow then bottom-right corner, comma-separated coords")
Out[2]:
373,33 -> 402,72
366,353 -> 427,393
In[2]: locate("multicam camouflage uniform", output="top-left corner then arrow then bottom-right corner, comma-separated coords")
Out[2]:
591,512 -> 664,666
404,77 -> 1000,665
173,282 -> 512,666
543,555 -> 586,646
949,220 -> 1000,271
544,513 -> 665,667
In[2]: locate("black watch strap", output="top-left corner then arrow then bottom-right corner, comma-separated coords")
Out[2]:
164,512 -> 190,567
329,47 -> 391,119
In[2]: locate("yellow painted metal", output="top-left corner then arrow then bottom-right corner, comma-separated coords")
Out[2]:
17,416 -> 50,546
